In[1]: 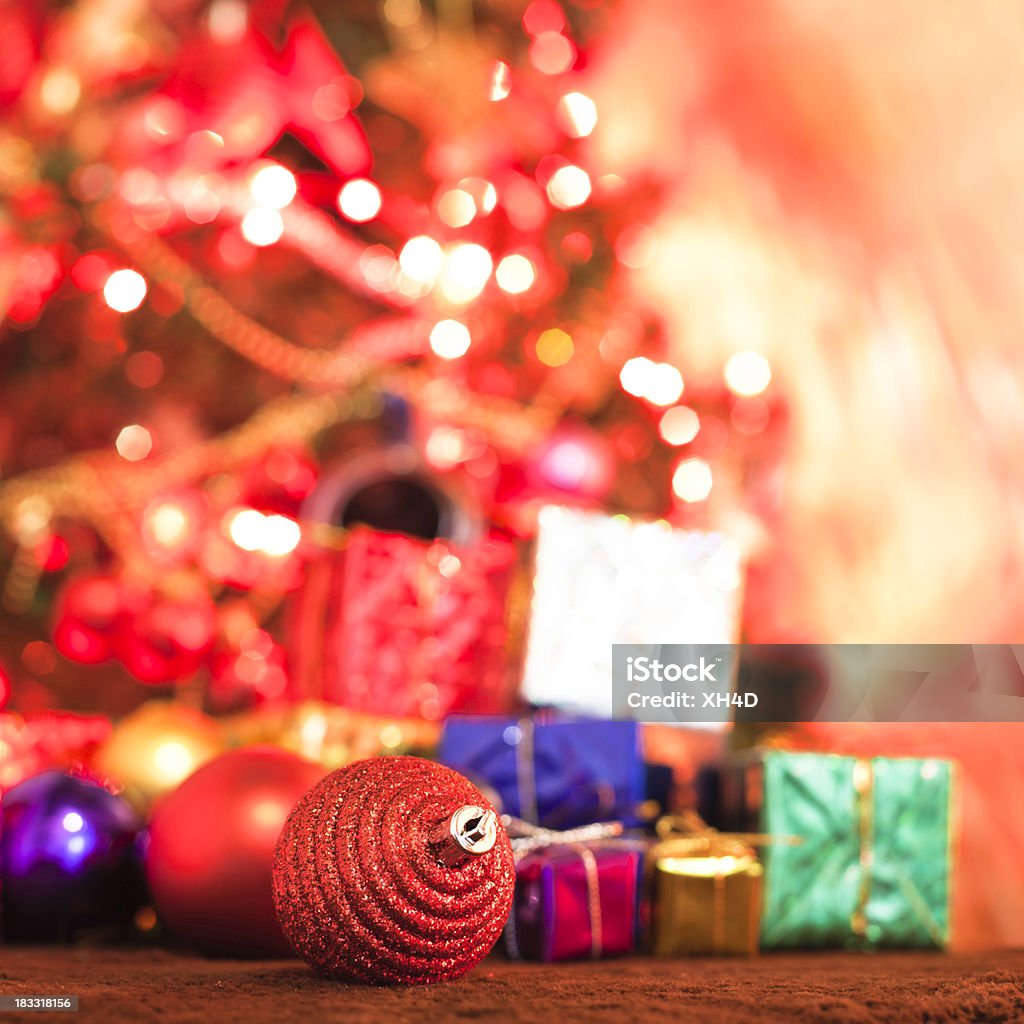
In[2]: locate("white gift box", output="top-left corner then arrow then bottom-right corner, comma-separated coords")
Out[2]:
521,506 -> 743,717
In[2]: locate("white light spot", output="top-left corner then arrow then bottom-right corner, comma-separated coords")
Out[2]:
337,179 -> 382,222
659,406 -> 700,446
62,812 -> 84,833
429,320 -> 472,359
438,243 -> 493,304
399,236 -> 444,284
241,207 -> 284,246
248,163 -> 297,209
724,350 -> 772,396
546,165 -> 591,209
103,269 -> 147,312
496,254 -> 537,294
116,424 -> 153,461
557,92 -> 597,138
673,458 -> 713,503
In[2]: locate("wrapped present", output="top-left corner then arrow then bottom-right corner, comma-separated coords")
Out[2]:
288,527 -> 518,719
720,751 -> 955,950
439,717 -> 649,829
507,839 -> 646,961
648,817 -> 764,956
520,505 -> 742,718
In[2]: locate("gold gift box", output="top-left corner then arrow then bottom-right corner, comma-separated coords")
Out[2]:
650,829 -> 764,956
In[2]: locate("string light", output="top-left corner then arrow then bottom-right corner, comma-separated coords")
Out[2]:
103,269 -> 147,312
437,189 -> 476,227
438,243 -> 492,304
620,357 -> 684,405
724,351 -> 772,396
535,328 -> 574,367
490,61 -> 512,101
557,92 -> 598,138
115,425 -> 153,461
546,165 -> 591,209
659,406 -> 700,446
672,458 -> 713,502
429,320 -> 472,359
529,32 -> 575,75
248,163 -> 297,209
144,501 -> 192,548
337,179 -> 382,222
620,357 -> 654,397
646,363 -> 684,406
227,509 -> 301,557
241,208 -> 284,246
496,254 -> 537,294
399,236 -> 443,284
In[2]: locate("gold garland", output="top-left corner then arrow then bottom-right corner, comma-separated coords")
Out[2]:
0,391 -> 359,542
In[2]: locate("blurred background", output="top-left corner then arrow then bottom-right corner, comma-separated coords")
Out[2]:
2,0 -> 1024,954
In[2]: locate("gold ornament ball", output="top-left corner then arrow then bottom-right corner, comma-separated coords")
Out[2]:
93,701 -> 224,810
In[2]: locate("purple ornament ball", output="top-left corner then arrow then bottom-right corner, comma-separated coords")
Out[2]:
1,771 -> 144,942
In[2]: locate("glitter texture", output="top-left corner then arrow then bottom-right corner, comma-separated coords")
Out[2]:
271,756 -> 515,985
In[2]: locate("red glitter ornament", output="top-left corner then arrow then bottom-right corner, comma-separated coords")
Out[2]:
272,756 -> 515,985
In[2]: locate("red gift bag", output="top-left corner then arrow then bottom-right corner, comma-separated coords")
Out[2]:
288,527 -> 519,719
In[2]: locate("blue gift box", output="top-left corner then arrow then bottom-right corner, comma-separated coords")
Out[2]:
438,717 -> 648,829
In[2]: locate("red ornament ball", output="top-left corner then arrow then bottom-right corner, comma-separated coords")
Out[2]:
52,575 -> 123,665
146,747 -> 324,956
272,756 -> 515,985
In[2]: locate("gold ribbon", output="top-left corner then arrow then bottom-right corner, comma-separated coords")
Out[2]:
849,756 -> 948,948
851,758 -> 874,939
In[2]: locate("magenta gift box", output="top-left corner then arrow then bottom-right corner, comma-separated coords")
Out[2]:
507,842 -> 645,961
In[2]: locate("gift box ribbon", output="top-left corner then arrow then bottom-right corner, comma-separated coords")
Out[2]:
504,818 -> 629,960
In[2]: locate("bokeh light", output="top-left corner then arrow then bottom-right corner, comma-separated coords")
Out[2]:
724,350 -> 772,396
535,328 -> 574,367
620,357 -> 684,405
399,236 -> 444,283
557,92 -> 598,137
496,254 -> 537,294
103,269 -> 147,312
546,165 -> 591,209
659,406 -> 701,446
530,32 -> 575,75
672,458 -> 713,502
439,244 -> 493,304
248,163 -> 297,209
646,363 -> 684,406
241,208 -> 284,247
429,320 -> 472,359
337,179 -> 382,222
437,189 -> 476,227
145,501 -> 192,549
227,508 -> 301,557
115,425 -> 153,461
490,61 -> 511,101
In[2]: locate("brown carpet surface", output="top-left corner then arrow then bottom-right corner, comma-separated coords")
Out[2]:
0,948 -> 1022,1024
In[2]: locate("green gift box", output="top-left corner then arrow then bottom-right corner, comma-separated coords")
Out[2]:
720,751 -> 955,950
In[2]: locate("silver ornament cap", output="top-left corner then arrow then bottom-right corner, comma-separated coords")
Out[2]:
429,805 -> 498,867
